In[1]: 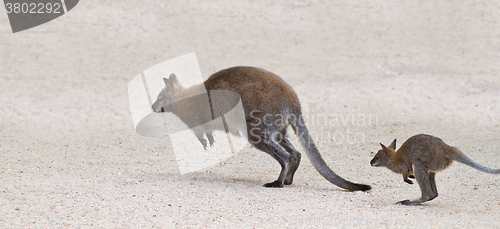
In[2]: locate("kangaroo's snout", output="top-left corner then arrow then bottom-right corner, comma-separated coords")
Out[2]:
152,107 -> 159,113
152,106 -> 163,113
151,101 -> 161,113
152,100 -> 171,113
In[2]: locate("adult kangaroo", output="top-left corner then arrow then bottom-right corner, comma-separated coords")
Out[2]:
152,66 -> 371,191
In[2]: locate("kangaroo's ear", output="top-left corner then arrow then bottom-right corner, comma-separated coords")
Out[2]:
169,73 -> 180,85
388,139 -> 397,150
163,77 -> 174,91
379,142 -> 387,149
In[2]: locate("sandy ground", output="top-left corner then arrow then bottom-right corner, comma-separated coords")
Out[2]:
1,0 -> 500,228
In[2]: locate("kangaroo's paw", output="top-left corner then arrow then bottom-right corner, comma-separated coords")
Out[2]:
207,133 -> 215,148
198,138 -> 208,150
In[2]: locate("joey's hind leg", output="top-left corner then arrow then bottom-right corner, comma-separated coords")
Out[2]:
251,132 -> 292,188
428,172 -> 438,201
278,133 -> 301,185
398,164 -> 437,205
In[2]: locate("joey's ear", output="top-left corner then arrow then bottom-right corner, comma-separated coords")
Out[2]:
388,139 -> 397,150
379,143 -> 387,149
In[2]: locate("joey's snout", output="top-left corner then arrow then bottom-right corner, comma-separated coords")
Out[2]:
370,154 -> 380,167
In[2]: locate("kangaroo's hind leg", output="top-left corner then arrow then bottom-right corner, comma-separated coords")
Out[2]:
250,130 -> 292,188
277,129 -> 301,185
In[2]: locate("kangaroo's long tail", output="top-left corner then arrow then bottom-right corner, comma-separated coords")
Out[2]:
289,114 -> 371,191
453,150 -> 500,174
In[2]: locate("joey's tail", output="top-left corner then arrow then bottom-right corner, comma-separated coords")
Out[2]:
289,114 -> 371,191
453,150 -> 500,174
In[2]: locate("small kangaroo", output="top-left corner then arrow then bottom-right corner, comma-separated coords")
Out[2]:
152,66 -> 371,191
370,134 -> 500,205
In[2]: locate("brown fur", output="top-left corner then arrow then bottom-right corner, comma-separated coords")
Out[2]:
152,66 -> 371,191
371,134 -> 500,205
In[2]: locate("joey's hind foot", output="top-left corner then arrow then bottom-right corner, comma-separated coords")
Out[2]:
263,181 -> 284,188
